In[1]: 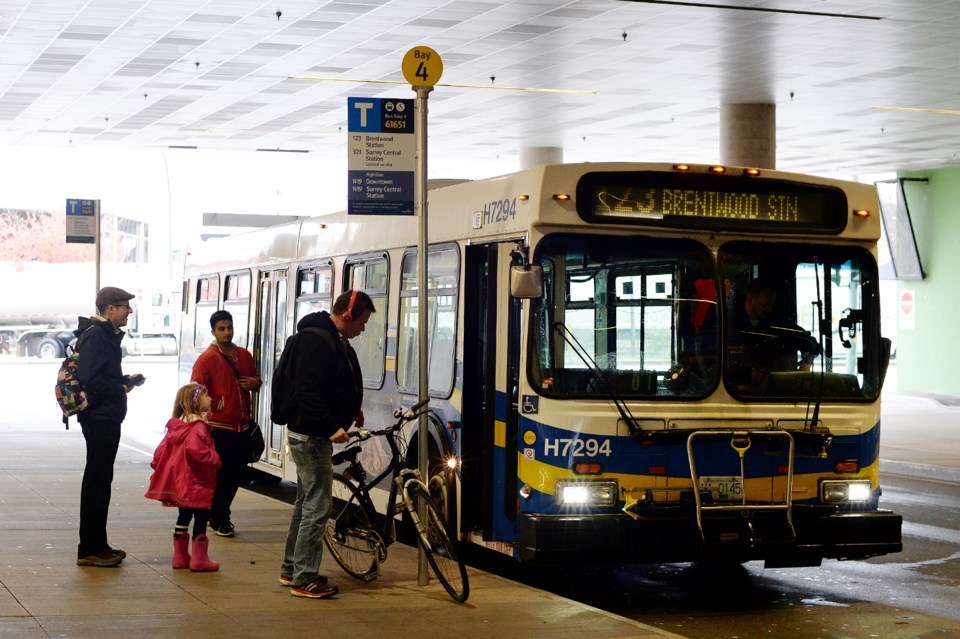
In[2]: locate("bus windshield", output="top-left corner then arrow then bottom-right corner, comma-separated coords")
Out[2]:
719,241 -> 881,401
530,234 -> 719,398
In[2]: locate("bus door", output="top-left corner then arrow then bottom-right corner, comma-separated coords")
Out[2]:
462,242 -> 523,542
255,269 -> 289,472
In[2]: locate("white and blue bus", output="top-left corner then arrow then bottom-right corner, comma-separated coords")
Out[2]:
179,162 -> 901,567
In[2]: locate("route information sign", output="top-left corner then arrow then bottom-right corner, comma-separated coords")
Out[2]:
66,198 -> 98,244
347,97 -> 415,215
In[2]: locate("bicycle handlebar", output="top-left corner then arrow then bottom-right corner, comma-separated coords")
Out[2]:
347,399 -> 431,443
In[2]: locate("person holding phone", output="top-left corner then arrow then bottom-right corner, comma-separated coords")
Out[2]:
73,286 -> 144,567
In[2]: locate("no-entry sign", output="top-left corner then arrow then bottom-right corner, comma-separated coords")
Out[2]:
899,290 -> 915,330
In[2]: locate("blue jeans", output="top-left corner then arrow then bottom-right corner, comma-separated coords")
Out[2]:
281,434 -> 333,587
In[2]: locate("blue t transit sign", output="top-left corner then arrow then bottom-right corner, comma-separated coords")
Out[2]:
347,97 -> 415,216
65,198 -> 98,244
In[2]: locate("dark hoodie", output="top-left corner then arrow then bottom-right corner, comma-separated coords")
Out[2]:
287,311 -> 363,439
73,316 -> 127,423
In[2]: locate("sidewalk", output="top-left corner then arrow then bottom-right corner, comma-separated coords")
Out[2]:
0,420 -> 683,639
881,392 -> 960,484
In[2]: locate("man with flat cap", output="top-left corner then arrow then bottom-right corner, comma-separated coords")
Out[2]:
73,286 -> 144,567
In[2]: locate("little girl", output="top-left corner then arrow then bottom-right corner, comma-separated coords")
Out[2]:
145,382 -> 222,571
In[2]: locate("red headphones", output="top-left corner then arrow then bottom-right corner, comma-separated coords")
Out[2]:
342,290 -> 359,323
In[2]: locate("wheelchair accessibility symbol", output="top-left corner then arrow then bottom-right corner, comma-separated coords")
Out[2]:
521,395 -> 539,414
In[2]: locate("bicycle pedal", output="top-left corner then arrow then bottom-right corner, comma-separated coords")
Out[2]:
362,571 -> 380,583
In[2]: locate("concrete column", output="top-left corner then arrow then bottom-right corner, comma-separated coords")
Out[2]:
520,146 -> 563,169
720,103 -> 776,169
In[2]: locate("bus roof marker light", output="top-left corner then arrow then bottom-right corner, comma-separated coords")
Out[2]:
518,194 -> 530,201
743,168 -> 762,176
853,209 -> 871,218
709,165 -> 727,174
552,193 -> 571,201
673,163 -> 691,172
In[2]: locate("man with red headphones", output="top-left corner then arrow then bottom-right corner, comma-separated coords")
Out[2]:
279,289 -> 375,599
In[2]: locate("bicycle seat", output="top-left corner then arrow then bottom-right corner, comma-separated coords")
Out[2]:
332,446 -> 362,466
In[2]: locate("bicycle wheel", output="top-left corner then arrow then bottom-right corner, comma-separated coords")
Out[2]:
406,481 -> 470,603
324,474 -> 380,580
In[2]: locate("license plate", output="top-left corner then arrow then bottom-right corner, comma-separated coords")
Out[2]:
699,476 -> 743,501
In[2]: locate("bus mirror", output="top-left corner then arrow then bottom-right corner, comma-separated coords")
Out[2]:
511,264 -> 543,298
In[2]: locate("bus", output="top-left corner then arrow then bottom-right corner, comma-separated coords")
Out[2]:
178,162 -> 902,568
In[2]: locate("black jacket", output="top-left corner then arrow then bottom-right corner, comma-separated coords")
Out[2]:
287,311 -> 363,439
73,316 -> 127,424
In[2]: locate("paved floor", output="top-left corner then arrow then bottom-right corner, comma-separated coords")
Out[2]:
1,386 -> 957,639
0,419 -> 682,639
880,392 -> 960,483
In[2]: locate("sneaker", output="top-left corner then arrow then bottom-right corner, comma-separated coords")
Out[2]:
77,550 -> 122,567
213,522 -> 235,537
280,574 -> 326,587
104,545 -> 126,559
290,577 -> 339,599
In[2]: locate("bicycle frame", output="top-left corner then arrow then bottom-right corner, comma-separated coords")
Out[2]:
333,410 -> 425,548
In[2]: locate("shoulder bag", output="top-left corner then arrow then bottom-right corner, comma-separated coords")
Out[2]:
216,350 -> 265,463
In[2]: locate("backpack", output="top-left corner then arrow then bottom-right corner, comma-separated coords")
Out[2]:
55,326 -> 94,430
270,327 -> 326,425
55,349 -> 87,430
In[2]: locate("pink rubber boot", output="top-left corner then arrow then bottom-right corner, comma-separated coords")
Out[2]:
172,533 -> 191,569
189,534 -> 220,572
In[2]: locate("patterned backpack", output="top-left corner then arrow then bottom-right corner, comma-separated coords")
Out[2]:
55,329 -> 91,429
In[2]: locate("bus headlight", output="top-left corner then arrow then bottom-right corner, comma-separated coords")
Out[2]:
556,480 -> 619,507
820,479 -> 872,503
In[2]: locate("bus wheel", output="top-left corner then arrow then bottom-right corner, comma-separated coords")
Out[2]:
428,454 -> 457,532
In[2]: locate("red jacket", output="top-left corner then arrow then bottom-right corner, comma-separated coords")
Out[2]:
191,344 -> 262,432
145,417 -> 221,508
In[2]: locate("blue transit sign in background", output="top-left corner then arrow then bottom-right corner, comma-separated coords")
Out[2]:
347,97 -> 415,216
65,198 -> 98,244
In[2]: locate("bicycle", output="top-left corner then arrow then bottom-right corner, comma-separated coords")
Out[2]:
323,398 -> 470,603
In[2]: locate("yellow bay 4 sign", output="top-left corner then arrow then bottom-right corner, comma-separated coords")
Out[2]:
402,46 -> 443,87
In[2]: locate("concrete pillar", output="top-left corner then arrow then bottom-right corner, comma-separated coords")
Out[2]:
520,146 -> 563,169
720,103 -> 776,169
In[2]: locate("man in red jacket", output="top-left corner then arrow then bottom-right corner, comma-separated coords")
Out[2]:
191,310 -> 262,537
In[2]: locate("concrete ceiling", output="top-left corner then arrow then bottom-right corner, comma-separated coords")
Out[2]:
2,0 -> 960,175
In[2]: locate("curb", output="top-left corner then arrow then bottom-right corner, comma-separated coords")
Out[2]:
880,459 -> 960,485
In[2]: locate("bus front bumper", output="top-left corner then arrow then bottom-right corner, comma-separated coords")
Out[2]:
518,507 -> 902,567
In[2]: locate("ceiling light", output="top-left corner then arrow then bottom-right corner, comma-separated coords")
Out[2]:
256,148 -> 310,153
288,76 -> 597,95
874,106 -> 960,116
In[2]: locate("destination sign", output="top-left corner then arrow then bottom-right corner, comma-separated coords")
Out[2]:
347,97 -> 415,216
577,172 -> 848,233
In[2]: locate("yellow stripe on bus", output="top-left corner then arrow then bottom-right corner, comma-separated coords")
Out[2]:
517,452 -> 881,499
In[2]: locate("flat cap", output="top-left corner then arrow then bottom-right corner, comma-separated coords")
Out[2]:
96,286 -> 135,310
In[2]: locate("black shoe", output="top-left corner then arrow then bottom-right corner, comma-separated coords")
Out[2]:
214,522 -> 235,537
104,545 -> 126,559
290,577 -> 339,599
77,550 -> 122,567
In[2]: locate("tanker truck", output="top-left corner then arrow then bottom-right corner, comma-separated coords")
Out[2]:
1,263 -> 178,358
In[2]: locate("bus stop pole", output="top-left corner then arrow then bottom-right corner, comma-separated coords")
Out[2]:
95,200 -> 101,293
414,84 -> 433,586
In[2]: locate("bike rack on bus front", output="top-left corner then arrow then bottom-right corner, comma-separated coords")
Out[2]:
686,430 -> 796,546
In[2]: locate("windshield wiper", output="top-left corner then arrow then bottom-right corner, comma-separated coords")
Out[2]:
806,259 -> 828,432
551,322 -> 641,437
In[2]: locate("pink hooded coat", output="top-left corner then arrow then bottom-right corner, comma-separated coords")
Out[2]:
145,417 -> 221,508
